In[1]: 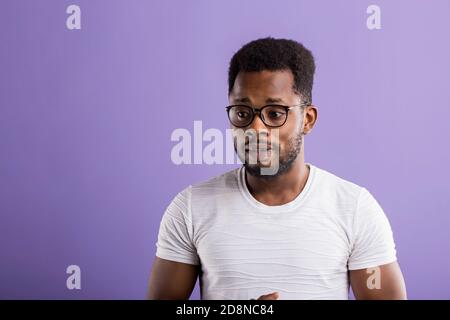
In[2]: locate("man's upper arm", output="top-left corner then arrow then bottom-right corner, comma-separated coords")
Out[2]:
155,186 -> 200,265
348,188 -> 406,299
350,261 -> 407,299
348,188 -> 397,270
148,257 -> 200,300
149,187 -> 201,299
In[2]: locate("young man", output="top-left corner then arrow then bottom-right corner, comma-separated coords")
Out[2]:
148,38 -> 406,300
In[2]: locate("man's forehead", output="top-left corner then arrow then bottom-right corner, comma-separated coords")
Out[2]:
231,70 -> 295,95
230,70 -> 297,103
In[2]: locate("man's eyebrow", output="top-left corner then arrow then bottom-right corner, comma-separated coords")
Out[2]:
232,97 -> 251,103
265,97 -> 285,104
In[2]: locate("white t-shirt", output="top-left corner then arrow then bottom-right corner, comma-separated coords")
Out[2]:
155,163 -> 397,300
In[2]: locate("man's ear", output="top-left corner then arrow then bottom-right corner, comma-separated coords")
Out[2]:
302,105 -> 318,135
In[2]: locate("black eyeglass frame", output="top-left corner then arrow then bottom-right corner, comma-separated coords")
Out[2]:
225,103 -> 310,128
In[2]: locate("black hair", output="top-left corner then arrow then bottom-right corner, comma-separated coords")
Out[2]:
228,37 -> 315,104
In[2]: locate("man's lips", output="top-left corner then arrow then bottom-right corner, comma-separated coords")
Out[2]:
245,145 -> 272,152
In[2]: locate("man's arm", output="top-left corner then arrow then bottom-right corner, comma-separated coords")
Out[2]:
349,261 -> 407,299
147,257 -> 200,300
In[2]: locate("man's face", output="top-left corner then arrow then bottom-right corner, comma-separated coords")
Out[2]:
229,70 -> 305,177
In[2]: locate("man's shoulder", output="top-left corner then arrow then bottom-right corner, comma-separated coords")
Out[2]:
192,167 -> 240,189
176,167 -> 241,201
312,164 -> 365,203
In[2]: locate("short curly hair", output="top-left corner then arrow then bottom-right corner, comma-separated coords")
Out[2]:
228,37 -> 315,104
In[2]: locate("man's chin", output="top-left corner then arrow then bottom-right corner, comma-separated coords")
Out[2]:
242,149 -> 273,165
244,163 -> 279,178
243,164 -> 263,177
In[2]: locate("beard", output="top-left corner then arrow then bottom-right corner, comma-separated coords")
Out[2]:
234,131 -> 303,179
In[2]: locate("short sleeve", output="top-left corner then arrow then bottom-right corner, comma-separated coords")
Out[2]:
155,186 -> 200,265
348,187 -> 397,270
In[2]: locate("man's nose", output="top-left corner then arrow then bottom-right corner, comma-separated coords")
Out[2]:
249,113 -> 268,132
246,113 -> 270,142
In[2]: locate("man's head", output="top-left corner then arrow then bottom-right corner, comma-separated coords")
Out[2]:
227,37 -> 318,177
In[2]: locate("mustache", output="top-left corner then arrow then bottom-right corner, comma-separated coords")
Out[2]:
232,128 -> 280,148
245,142 -> 273,150
234,138 -> 279,148
232,130 -> 280,153
242,141 -> 278,152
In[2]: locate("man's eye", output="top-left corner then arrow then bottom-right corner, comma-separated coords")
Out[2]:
268,111 -> 284,118
237,111 -> 250,118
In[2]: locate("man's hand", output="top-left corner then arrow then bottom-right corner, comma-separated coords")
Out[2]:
255,292 -> 280,300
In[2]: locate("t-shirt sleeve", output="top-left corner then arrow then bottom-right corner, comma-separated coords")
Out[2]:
348,187 -> 397,270
155,186 -> 200,265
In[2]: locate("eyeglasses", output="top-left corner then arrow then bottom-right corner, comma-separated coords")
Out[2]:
226,103 -> 309,128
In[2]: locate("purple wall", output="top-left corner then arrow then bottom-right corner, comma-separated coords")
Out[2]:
1,0 -> 449,299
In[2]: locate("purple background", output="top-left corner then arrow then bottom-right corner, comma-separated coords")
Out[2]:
1,0 -> 449,299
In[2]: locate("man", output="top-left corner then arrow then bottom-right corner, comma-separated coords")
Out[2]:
148,37 -> 406,300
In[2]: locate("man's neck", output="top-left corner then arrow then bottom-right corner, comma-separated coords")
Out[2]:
245,155 -> 310,206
